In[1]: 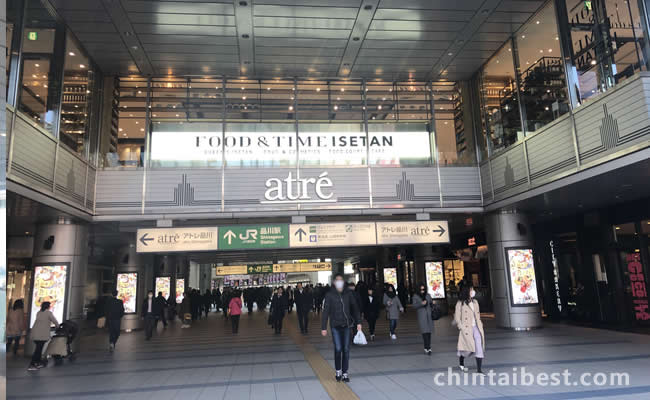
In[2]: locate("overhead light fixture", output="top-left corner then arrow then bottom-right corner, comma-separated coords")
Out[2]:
352,37 -> 360,41
333,105 -> 338,110
364,4 -> 373,10
35,63 -> 40,67
590,59 -> 597,65
242,96 -> 246,100
448,52 -> 453,56
68,52 -> 75,56
316,87 -> 320,92
289,106 -> 293,111
79,64 -> 85,68
536,20 -> 540,24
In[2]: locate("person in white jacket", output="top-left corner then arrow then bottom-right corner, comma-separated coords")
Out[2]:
28,301 -> 59,371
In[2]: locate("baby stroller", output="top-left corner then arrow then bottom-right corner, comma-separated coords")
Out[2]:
46,320 -> 79,366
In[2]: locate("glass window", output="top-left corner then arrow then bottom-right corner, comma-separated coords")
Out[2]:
225,79 -> 259,121
365,81 -> 397,121
563,0 -> 646,103
259,80 -> 294,121
18,0 -> 61,136
297,80 -> 328,121
515,2 -> 569,133
329,81 -> 363,121
433,82 -> 476,166
6,0 -> 21,102
59,34 -> 95,157
480,42 -> 522,154
396,82 -> 430,120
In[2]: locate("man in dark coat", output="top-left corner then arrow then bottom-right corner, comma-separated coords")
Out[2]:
156,291 -> 168,327
141,290 -> 162,340
105,290 -> 125,352
363,286 -> 381,341
294,283 -> 313,334
270,287 -> 289,334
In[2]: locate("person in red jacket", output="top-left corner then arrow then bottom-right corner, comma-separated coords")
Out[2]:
228,291 -> 243,334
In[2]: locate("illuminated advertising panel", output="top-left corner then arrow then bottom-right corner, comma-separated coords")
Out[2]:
176,278 -> 185,304
116,273 -> 138,313
505,248 -> 539,306
384,268 -> 397,288
425,262 -> 445,299
155,277 -> 171,300
31,264 -> 68,328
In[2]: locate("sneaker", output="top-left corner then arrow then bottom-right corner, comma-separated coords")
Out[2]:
427,349 -> 432,356
342,373 -> 350,382
459,365 -> 469,372
370,334 -> 375,341
27,365 -> 38,371
335,370 -> 342,382
475,371 -> 487,377
36,363 -> 45,369
391,334 -> 397,340
109,343 -> 115,353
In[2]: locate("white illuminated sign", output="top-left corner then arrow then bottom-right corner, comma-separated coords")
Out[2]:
263,171 -> 334,203
151,129 -> 431,166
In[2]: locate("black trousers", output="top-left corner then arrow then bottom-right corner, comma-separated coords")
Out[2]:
31,340 -> 46,365
6,336 -> 20,354
297,309 -> 309,332
231,314 -> 240,333
367,317 -> 377,335
274,316 -> 284,333
108,319 -> 121,344
422,332 -> 431,350
144,315 -> 156,339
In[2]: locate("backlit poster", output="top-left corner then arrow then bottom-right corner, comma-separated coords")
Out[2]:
425,262 -> 445,299
384,268 -> 397,288
506,248 -> 539,306
155,277 -> 171,300
176,279 -> 185,304
116,273 -> 137,313
31,265 -> 68,328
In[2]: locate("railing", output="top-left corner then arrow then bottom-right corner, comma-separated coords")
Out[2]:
5,105 -> 96,214
481,72 -> 650,206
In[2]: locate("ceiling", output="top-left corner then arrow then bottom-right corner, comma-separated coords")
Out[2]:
49,0 -> 545,80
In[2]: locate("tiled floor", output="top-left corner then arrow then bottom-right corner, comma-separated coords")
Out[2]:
5,308 -> 650,399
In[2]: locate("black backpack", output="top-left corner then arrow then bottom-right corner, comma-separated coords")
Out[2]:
431,303 -> 442,321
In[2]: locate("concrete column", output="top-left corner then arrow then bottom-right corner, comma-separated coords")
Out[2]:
31,220 -> 88,353
115,243 -> 144,331
486,211 -> 542,329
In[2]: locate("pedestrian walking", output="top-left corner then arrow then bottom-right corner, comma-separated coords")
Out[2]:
141,290 -> 162,340
7,299 -> 26,356
321,274 -> 362,383
106,290 -> 125,352
156,291 -> 168,327
294,283 -> 313,334
454,285 -> 486,375
28,302 -> 58,371
383,284 -> 403,340
228,291 -> 242,333
363,287 -> 381,341
270,287 -> 288,333
412,283 -> 434,355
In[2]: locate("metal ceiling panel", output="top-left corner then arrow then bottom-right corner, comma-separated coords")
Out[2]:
358,48 -> 445,58
66,22 -> 117,33
496,0 -> 544,13
255,28 -> 351,39
378,0 -> 486,11
254,37 -> 347,48
369,20 -> 466,32
128,13 -> 236,26
362,40 -> 451,50
254,5 -> 359,18
138,35 -> 238,46
373,9 -> 476,21
254,17 -> 355,30
148,53 -> 241,62
365,31 -> 460,41
123,1 -> 234,15
145,45 -> 238,55
133,24 -> 237,36
256,47 -> 345,56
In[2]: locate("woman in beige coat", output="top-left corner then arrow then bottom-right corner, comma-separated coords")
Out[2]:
28,301 -> 59,371
454,285 -> 485,374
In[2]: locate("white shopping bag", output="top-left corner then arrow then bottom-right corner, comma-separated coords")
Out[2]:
353,330 -> 368,345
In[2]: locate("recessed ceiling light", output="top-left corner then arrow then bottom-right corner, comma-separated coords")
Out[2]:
242,96 -> 246,100
140,128 -> 144,131
289,106 -> 293,110
352,37 -> 360,41
79,64 -> 85,68
68,52 -> 75,56
448,52 -> 453,56
364,4 -> 373,10
35,63 -> 40,67
333,105 -> 338,110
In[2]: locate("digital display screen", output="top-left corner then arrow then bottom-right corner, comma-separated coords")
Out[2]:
31,265 -> 68,328
506,249 -> 539,305
425,262 -> 445,299
176,278 -> 185,304
155,277 -> 171,300
116,273 -> 137,313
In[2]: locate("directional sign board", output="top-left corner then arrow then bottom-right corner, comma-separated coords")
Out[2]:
136,227 -> 219,253
274,262 -> 332,273
218,224 -> 289,250
376,221 -> 450,245
215,265 -> 247,276
290,222 -> 376,248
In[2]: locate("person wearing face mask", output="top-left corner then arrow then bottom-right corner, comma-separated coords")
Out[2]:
412,283 -> 434,355
270,287 -> 288,334
454,285 -> 486,375
363,286 -> 381,341
141,290 -> 162,341
294,282 -> 313,334
383,284 -> 404,340
321,274 -> 362,383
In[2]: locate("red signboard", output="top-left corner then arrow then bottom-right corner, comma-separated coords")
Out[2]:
627,253 -> 649,321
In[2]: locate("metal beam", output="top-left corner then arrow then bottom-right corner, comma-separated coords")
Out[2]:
100,0 -> 154,76
337,0 -> 379,77
234,0 -> 255,76
427,0 -> 503,81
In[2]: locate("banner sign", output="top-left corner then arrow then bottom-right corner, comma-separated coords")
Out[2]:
155,277 -> 171,300
384,267 -> 397,288
136,227 -> 218,253
376,221 -> 450,244
505,248 -> 539,306
289,222 -> 376,247
151,129 -> 431,166
218,224 -> 289,250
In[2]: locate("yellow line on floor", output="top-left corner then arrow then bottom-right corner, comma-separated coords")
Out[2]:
285,318 -> 360,400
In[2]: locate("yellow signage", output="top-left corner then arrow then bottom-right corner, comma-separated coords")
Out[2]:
298,262 -> 331,272
273,263 -> 301,273
215,265 -> 247,275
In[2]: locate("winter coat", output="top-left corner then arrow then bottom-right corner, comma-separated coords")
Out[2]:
229,297 -> 242,316
271,294 -> 288,320
105,296 -> 125,320
412,293 -> 434,334
141,297 -> 163,318
454,299 -> 485,353
321,288 -> 361,330
383,294 -> 403,320
294,289 -> 313,313
7,308 -> 26,337
363,294 -> 381,321
31,310 -> 59,341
